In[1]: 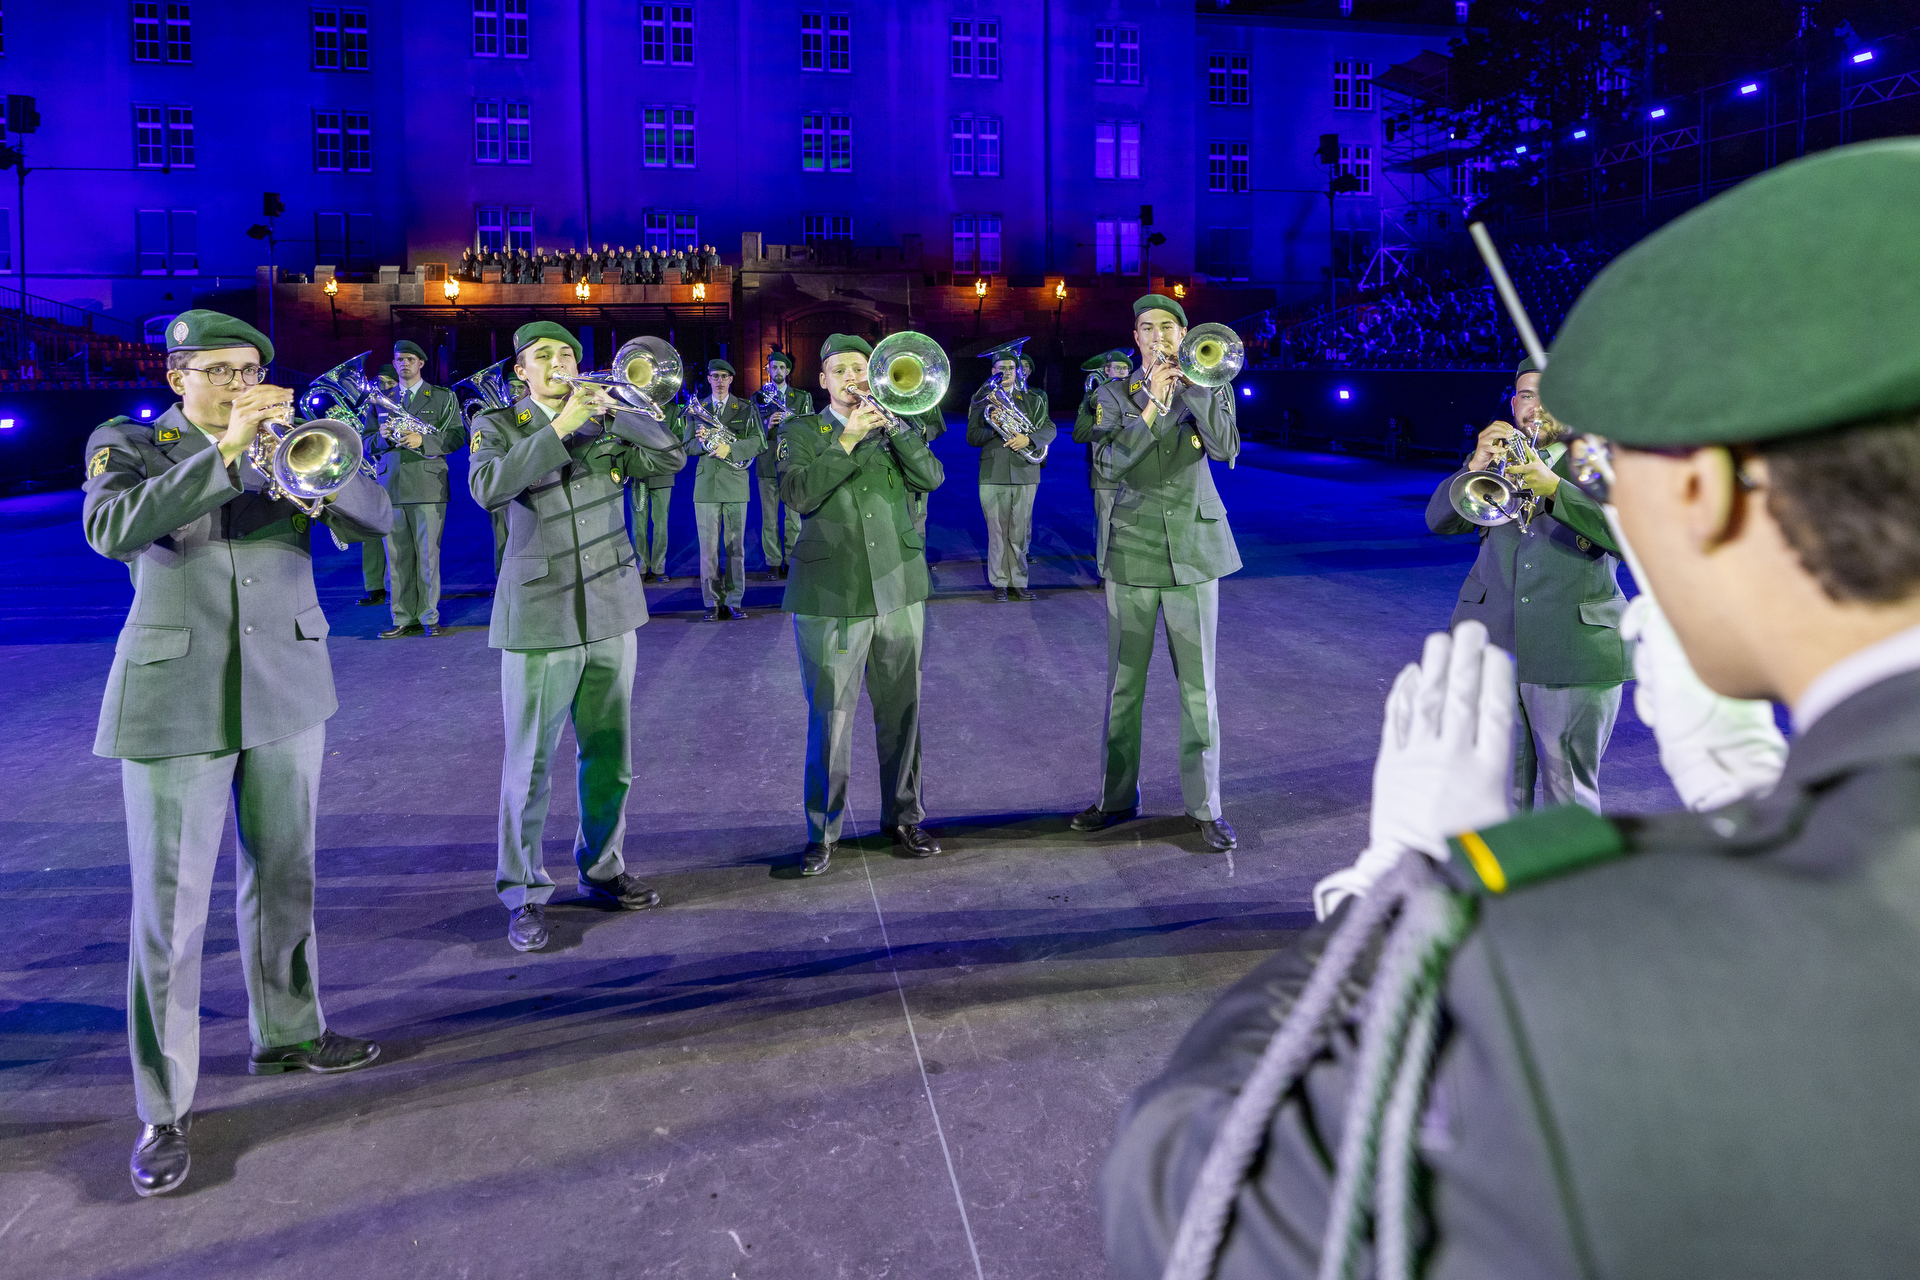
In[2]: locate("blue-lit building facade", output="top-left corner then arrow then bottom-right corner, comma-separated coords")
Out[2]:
0,1 -> 1463,329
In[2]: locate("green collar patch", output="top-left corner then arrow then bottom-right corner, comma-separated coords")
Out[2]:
155,425 -> 180,444
1448,804 -> 1627,895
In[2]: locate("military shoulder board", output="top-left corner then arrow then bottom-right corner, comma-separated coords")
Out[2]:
1447,804 -> 1627,895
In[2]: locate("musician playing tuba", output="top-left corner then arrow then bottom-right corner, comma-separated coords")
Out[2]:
966,338 -> 1057,601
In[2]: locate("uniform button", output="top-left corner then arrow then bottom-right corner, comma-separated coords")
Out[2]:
244,625 -> 255,634
1520,597 -> 1530,603
1523,564 -> 1530,569
242,577 -> 254,586
579,518 -> 586,525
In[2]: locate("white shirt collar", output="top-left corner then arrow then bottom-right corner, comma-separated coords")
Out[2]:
1793,622 -> 1920,732
401,376 -> 425,394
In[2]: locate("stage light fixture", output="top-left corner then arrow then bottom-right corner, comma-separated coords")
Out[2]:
1740,83 -> 1759,94
1514,145 -> 1528,153
1572,130 -> 1588,139
1650,107 -> 1667,119
1337,388 -> 1351,401
1853,50 -> 1875,64
1241,386 -> 1253,398
138,408 -> 154,419
0,419 -> 14,430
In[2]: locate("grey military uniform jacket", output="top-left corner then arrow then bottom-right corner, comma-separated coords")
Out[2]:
1425,444 -> 1629,686
1102,667 -> 1920,1280
965,388 -> 1055,484
687,396 -> 766,505
1073,384 -> 1121,492
367,381 -> 465,505
470,396 -> 686,650
81,405 -> 393,759
753,385 -> 813,490
640,401 -> 689,490
1092,376 -> 1242,587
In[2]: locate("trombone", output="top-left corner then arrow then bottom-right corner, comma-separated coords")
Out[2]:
1143,322 -> 1245,415
851,330 -> 950,435
553,335 -> 684,422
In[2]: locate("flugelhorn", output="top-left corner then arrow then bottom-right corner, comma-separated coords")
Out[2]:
853,330 -> 950,433
235,354 -> 367,517
1447,410 -> 1549,528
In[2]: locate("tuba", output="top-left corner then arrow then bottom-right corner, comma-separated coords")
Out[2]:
451,356 -> 521,423
854,330 -> 950,435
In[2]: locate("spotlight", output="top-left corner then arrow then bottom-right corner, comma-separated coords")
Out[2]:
1853,50 -> 1875,64
0,418 -> 14,430
1514,144 -> 1528,154
1241,386 -> 1253,398
1572,129 -> 1588,139
1650,107 -> 1667,120
138,407 -> 154,419
1337,388 -> 1351,402
1740,83 -> 1759,95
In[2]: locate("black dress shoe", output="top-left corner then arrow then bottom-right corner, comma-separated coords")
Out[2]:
379,623 -> 423,639
642,571 -> 659,583
507,903 -> 549,952
1195,817 -> 1238,851
356,590 -> 387,607
248,1029 -> 381,1076
993,588 -> 1010,602
1009,586 -> 1036,601
1070,803 -> 1141,832
892,825 -> 941,857
801,842 -> 834,876
778,565 -> 790,579
579,871 -> 662,910
421,624 -> 449,637
702,607 -> 720,622
725,605 -> 747,620
130,1114 -> 191,1197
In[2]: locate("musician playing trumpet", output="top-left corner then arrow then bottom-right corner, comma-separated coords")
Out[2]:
81,310 -> 394,1196
966,340 -> 1056,601
1427,356 -> 1629,813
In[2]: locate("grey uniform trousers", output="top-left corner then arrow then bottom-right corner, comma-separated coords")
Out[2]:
1099,578 -> 1223,821
758,471 -> 802,569
631,486 -> 673,576
361,537 -> 387,594
1514,681 -> 1624,814
980,483 -> 1038,589
1092,488 -> 1116,579
496,632 -> 636,907
794,603 -> 927,845
122,723 -> 329,1125
697,501 -> 748,607
387,502 -> 446,628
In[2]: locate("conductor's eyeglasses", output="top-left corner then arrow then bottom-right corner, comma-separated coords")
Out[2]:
184,363 -> 269,386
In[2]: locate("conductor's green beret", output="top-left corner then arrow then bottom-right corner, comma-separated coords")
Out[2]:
1134,294 -> 1188,327
164,309 -> 274,366
707,359 -> 735,375
393,340 -> 427,361
766,349 -> 794,370
1543,139 -> 1920,447
820,333 -> 872,361
511,321 -> 581,361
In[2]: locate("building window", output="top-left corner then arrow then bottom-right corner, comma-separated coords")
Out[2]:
501,0 -> 528,57
827,13 -> 850,72
134,3 -> 161,61
672,106 -> 695,168
344,112 -> 371,172
0,211 -> 10,273
670,4 -> 693,64
1095,218 -> 1142,275
167,105 -> 195,168
474,100 -> 501,163
976,20 -> 999,78
476,206 -> 504,254
801,12 -> 822,71
137,209 -> 197,276
641,3 -> 665,63
504,102 -> 531,163
674,212 -> 697,251
801,112 -> 824,171
315,212 -> 374,270
1094,25 -> 1114,83
165,2 -> 191,62
313,9 -> 339,69
1208,53 -> 1249,105
1340,143 -> 1372,194
952,214 -> 975,274
827,111 -> 851,172
1204,227 -> 1252,281
341,9 -> 369,69
135,104 -> 166,168
472,0 -> 497,56
802,214 -> 853,243
643,106 -> 668,167
1211,141 -> 1248,192
950,18 -> 971,77
1097,121 -> 1140,179
950,116 -> 973,176
1207,141 -> 1226,192
507,208 -> 533,252
645,210 -> 670,252
976,214 -> 1001,274
976,116 -> 1000,177
1334,59 -> 1372,110
315,109 -> 343,171
1117,25 -> 1139,84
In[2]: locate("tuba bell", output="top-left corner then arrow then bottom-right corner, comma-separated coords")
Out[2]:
451,356 -> 521,423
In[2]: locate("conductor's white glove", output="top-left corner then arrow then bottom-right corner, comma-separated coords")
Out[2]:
1313,620 -> 1516,920
1621,594 -> 1786,811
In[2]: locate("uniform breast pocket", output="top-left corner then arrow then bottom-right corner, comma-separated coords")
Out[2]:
116,624 -> 191,665
1458,579 -> 1488,605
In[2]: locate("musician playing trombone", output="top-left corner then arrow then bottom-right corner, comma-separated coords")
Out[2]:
469,322 -> 687,953
966,340 -> 1056,601
1425,357 -> 1628,813
1070,295 -> 1241,853
81,310 -> 393,1196
369,340 -> 466,639
688,358 -> 766,620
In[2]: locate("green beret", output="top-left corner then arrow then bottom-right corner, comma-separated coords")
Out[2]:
512,321 -> 581,361
1081,353 -> 1108,372
766,349 -> 794,370
164,309 -> 274,365
707,359 -> 735,376
820,333 -> 872,361
1515,356 -> 1538,379
393,340 -> 427,361
375,363 -> 398,381
1543,139 -> 1920,447
1134,294 -> 1188,327
982,340 -> 1029,365
1104,348 -> 1134,366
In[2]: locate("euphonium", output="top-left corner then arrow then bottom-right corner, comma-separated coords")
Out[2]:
684,393 -> 752,470
853,330 -> 950,433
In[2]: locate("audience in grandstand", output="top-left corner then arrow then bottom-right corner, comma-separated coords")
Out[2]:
457,244 -> 721,286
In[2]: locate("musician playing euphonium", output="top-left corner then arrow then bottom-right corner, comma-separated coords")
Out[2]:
82,310 -> 394,1197
966,340 -> 1056,601
688,359 -> 766,620
754,348 -> 812,580
367,341 -> 467,639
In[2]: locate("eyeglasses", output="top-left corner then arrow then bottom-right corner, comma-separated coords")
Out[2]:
183,363 -> 269,386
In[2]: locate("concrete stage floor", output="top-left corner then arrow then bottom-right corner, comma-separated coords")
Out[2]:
0,419 -> 1672,1279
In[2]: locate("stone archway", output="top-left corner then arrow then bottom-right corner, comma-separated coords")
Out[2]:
782,307 -> 884,403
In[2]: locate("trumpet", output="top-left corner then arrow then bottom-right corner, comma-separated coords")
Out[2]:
1143,322 -> 1245,413
684,393 -> 752,470
247,403 -> 364,518
852,330 -> 950,435
1447,411 -> 1551,528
